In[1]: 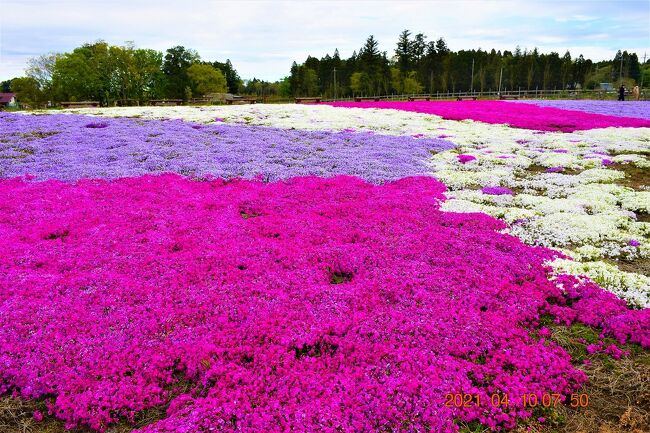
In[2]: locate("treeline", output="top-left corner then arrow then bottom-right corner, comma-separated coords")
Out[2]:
4,34 -> 648,104
3,41 -> 242,107
284,31 -> 647,97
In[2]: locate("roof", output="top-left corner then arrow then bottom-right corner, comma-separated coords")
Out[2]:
0,93 -> 16,103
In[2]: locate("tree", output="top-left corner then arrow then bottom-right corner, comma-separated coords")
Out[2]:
132,48 -> 165,101
561,51 -> 573,89
10,77 -> 43,106
403,71 -> 423,94
435,38 -> 450,55
390,67 -> 403,93
51,51 -> 99,102
358,35 -> 389,95
629,53 -> 641,82
162,46 -> 200,99
224,60 -> 242,93
299,67 -> 319,96
395,29 -> 412,72
278,77 -> 291,97
212,59 -> 242,94
349,72 -> 365,95
26,53 -> 60,102
411,33 -> 427,61
187,63 -> 227,95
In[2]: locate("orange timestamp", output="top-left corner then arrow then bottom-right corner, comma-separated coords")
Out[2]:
444,393 -> 589,408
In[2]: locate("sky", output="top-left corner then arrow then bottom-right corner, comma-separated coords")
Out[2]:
1,0 -> 649,81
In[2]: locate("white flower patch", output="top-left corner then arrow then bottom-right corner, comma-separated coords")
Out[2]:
621,191 -> 650,213
535,152 -> 581,169
510,213 -> 630,247
552,258 -> 650,308
613,154 -> 650,168
441,199 -> 537,223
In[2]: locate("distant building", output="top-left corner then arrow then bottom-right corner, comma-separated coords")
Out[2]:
0,93 -> 17,107
598,83 -> 613,91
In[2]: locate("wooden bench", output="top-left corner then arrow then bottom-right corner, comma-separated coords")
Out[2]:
189,97 -> 213,105
295,97 -> 321,104
456,96 -> 478,101
61,101 -> 100,108
499,95 -> 519,100
226,98 -> 257,105
408,96 -> 431,101
354,97 -> 381,102
150,99 -> 183,106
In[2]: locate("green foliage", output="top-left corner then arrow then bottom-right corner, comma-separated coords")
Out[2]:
288,31 -> 642,98
395,30 -> 412,72
16,42 -> 243,105
391,68 -> 423,94
187,63 -> 227,95
277,77 -> 291,97
288,64 -> 319,96
212,59 -> 242,94
48,41 -> 165,105
1,79 -> 12,93
10,77 -> 43,106
349,72 -> 365,95
110,45 -> 165,102
162,46 -> 200,100
403,71 -> 424,94
641,65 -> 650,88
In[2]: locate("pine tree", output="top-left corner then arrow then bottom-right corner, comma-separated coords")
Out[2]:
395,30 -> 412,72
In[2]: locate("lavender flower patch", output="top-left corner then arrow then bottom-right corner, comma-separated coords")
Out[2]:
512,100 -> 650,120
0,113 -> 455,184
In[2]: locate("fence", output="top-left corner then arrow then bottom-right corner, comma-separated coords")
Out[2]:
320,88 -> 647,102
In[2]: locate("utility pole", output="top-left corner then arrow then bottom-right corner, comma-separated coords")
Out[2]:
620,51 -> 624,84
641,52 -> 647,89
333,68 -> 337,100
430,70 -> 433,94
470,58 -> 475,93
498,66 -> 503,95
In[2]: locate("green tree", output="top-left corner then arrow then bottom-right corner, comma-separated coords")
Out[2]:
390,67 -> 403,93
162,46 -> 200,99
411,33 -> 427,62
187,63 -> 227,95
278,77 -> 291,97
629,53 -> 641,83
109,44 -> 164,104
403,71 -> 423,94
349,72 -> 365,95
358,35 -> 389,95
395,29 -> 412,72
51,50 -> 99,102
132,48 -> 165,101
299,67 -> 319,96
561,51 -> 573,89
10,77 -> 43,106
212,59 -> 242,94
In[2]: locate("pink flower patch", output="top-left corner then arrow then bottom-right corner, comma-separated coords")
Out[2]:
0,175 -> 645,432
327,101 -> 650,132
457,154 -> 477,164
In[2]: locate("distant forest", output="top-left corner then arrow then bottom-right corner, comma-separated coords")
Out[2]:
283,31 -> 646,98
3,31 -> 648,105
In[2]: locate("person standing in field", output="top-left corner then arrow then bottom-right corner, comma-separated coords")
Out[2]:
618,84 -> 626,101
632,85 -> 640,101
